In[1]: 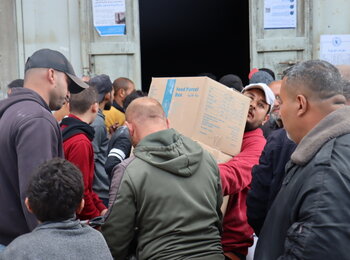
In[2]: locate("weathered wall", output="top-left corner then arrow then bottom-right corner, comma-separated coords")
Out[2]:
0,0 -> 19,99
312,0 -> 350,59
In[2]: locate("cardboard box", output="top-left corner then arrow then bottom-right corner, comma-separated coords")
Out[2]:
149,77 -> 250,158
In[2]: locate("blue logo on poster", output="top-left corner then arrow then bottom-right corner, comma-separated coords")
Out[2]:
332,37 -> 342,47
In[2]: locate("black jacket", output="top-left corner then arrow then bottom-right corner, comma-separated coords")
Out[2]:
255,107 -> 350,260
0,88 -> 63,245
104,126 -> 132,177
247,128 -> 296,236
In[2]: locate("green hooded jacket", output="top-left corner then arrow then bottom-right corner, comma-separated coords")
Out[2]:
102,128 -> 224,260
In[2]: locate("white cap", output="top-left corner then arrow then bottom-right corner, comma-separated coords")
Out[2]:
242,83 -> 275,113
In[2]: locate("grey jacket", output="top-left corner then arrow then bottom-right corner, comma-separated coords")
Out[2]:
0,88 -> 63,245
102,129 -> 224,260
91,109 -> 110,200
0,219 -> 112,260
255,106 -> 350,260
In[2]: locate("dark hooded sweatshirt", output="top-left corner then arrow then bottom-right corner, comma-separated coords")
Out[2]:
0,88 -> 63,245
102,128 -> 224,260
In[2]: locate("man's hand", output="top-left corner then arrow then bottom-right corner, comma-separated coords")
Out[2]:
101,209 -> 108,216
109,123 -> 120,135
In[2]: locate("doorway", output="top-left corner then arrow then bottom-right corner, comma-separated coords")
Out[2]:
138,0 -> 250,92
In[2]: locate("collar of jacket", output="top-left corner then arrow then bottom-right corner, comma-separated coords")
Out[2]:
291,106 -> 350,166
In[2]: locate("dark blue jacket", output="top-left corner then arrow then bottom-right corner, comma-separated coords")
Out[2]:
246,128 -> 296,236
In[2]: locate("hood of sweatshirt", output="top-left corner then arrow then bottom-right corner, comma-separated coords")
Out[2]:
133,128 -> 203,177
0,88 -> 49,118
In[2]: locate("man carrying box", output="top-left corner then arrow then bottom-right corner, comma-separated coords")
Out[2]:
219,83 -> 275,260
102,97 -> 224,260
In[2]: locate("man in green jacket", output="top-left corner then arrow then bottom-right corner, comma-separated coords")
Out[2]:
102,97 -> 224,260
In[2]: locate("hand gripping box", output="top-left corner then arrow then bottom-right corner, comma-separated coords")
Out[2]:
148,77 -> 250,162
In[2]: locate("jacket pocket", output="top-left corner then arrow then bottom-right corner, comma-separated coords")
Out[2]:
282,222 -> 312,259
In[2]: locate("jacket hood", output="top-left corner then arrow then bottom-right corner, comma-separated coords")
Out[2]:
133,128 -> 203,177
291,106 -> 350,165
0,88 -> 49,118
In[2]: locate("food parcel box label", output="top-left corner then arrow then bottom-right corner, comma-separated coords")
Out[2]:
149,77 -> 250,156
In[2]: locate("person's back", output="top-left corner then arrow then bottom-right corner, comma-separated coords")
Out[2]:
105,90 -> 146,177
0,158 -> 112,260
102,97 -> 224,260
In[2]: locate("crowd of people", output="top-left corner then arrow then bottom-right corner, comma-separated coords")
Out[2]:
0,48 -> 350,260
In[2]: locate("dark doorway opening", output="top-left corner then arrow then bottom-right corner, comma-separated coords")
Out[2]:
138,0 -> 250,92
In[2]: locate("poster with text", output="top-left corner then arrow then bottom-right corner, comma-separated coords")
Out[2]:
320,35 -> 350,65
264,0 -> 297,29
92,0 -> 126,36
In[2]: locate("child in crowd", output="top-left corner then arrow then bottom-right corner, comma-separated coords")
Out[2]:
60,87 -> 107,220
0,158 -> 112,259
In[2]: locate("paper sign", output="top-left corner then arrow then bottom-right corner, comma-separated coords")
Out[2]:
320,34 -> 350,65
92,0 -> 126,36
264,0 -> 297,29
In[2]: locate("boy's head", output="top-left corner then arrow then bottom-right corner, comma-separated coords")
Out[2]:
25,158 -> 84,222
69,86 -> 99,123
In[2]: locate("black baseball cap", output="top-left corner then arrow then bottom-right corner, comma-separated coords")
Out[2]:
89,74 -> 113,103
25,49 -> 89,93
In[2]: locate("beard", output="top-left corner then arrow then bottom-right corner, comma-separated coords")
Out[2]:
49,91 -> 65,111
245,121 -> 259,132
104,101 -> 112,110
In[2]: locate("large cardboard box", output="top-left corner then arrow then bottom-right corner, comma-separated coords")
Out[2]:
149,77 -> 250,159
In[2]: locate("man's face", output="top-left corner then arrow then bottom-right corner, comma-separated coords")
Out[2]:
269,80 -> 282,118
243,88 -> 270,132
49,71 -> 69,111
123,83 -> 135,101
279,78 -> 298,142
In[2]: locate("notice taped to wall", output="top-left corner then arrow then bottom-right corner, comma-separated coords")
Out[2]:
320,34 -> 350,65
92,0 -> 126,36
264,0 -> 297,29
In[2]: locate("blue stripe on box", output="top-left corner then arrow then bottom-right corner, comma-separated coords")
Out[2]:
162,79 -> 176,117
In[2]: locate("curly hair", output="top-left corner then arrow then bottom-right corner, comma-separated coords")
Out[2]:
27,158 -> 84,222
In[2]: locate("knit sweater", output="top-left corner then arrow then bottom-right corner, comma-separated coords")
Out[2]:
0,219 -> 112,259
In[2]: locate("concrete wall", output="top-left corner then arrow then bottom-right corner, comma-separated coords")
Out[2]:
0,0 -> 19,99
312,0 -> 350,59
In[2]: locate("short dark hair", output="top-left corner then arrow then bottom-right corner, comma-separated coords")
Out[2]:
219,74 -> 243,92
27,158 -> 84,222
285,60 -> 343,100
112,77 -> 134,94
7,79 -> 24,89
259,68 -> 276,80
123,90 -> 147,110
69,87 -> 98,114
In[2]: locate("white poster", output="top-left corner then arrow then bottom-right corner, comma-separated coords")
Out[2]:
320,35 -> 350,65
92,0 -> 126,36
264,0 -> 297,29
